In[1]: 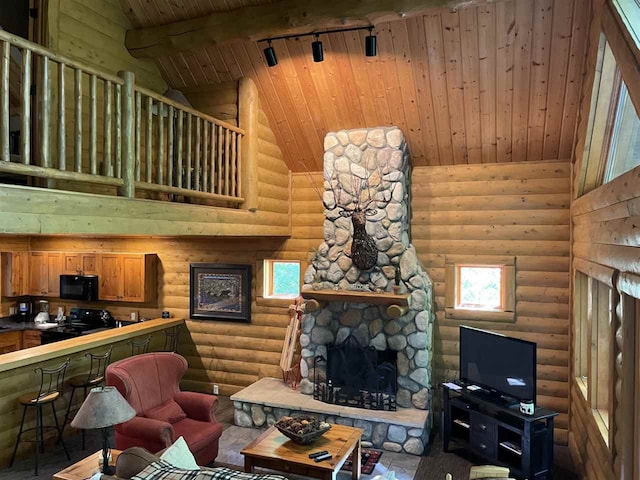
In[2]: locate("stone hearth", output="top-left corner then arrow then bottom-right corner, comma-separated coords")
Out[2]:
231,378 -> 429,456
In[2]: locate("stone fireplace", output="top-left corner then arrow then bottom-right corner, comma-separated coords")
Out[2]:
299,126 -> 434,414
231,127 -> 434,456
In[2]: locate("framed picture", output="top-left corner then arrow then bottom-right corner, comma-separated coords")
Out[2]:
190,263 -> 251,323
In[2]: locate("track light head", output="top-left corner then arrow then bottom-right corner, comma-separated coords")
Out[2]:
365,28 -> 377,57
264,41 -> 278,67
312,35 -> 324,62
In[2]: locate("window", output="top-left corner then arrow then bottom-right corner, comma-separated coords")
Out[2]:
263,260 -> 300,298
579,39 -> 640,194
589,278 -> 613,439
603,83 -> 640,182
575,270 -> 615,445
444,259 -> 515,321
613,0 -> 640,52
456,265 -> 503,310
574,272 -> 589,395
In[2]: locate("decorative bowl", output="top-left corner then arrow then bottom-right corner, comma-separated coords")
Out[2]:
274,415 -> 331,445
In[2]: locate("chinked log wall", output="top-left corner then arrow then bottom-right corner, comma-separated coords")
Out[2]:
285,160 -> 571,444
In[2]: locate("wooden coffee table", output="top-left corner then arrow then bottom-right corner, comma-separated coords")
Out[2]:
242,424 -> 363,480
52,450 -> 121,480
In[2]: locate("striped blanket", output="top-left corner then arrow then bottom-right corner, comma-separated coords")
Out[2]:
132,461 -> 288,480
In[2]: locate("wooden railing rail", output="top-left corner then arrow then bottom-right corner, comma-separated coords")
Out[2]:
0,30 -> 243,204
132,85 -> 244,203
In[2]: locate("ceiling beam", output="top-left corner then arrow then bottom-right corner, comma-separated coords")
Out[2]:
125,0 -> 488,59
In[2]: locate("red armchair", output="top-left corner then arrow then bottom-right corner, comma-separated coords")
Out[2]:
106,352 -> 223,465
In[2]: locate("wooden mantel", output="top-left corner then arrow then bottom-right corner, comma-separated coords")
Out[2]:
301,289 -> 409,318
124,0 -> 488,59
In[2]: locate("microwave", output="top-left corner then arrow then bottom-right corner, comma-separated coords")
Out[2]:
59,275 -> 99,301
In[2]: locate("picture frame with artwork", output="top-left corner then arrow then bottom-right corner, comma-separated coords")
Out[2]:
189,263 -> 251,323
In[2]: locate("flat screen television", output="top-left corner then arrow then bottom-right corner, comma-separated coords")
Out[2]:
460,326 -> 537,402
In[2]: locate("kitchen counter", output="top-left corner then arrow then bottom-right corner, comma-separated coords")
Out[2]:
0,317 -> 184,373
0,318 -> 64,332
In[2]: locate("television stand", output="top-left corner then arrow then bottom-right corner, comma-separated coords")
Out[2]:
442,382 -> 557,480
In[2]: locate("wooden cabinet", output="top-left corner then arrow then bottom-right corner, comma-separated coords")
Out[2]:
1,252 -> 29,297
99,254 -> 156,303
63,253 -> 99,275
28,252 -> 63,297
99,254 -> 122,301
0,331 -> 21,354
2,251 -> 156,303
22,330 -> 41,349
47,253 -> 63,297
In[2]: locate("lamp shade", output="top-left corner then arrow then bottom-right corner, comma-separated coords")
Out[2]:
71,386 -> 136,430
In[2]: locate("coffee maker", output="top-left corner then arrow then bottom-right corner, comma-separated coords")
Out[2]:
16,299 -> 32,322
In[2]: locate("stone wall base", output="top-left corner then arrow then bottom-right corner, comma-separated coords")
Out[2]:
233,401 -> 429,456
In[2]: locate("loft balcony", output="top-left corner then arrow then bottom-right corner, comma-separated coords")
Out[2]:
0,30 -> 289,237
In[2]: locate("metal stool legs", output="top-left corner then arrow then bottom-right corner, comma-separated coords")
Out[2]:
9,402 -> 69,476
51,402 -> 70,459
9,406 -> 28,469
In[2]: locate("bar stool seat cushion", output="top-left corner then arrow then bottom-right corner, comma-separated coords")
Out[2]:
19,391 -> 60,405
68,374 -> 105,388
106,352 -> 223,466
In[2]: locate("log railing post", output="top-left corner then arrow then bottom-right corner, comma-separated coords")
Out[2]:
119,71 -> 135,198
238,78 -> 258,211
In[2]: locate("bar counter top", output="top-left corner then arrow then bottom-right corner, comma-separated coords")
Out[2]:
0,317 -> 184,373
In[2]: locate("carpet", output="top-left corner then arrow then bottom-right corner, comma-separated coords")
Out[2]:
341,448 -> 383,475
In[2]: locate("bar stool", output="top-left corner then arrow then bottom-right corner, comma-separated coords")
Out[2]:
10,359 -> 71,475
163,326 -> 180,352
128,335 -> 152,356
61,346 -> 112,449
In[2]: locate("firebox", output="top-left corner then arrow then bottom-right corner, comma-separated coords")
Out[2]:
313,334 -> 398,411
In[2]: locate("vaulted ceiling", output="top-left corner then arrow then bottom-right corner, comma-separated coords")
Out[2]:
121,0 -> 590,171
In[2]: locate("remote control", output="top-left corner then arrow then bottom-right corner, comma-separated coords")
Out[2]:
308,450 -> 328,459
314,453 -> 332,463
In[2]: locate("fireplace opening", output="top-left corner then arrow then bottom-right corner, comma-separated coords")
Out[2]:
313,334 -> 398,411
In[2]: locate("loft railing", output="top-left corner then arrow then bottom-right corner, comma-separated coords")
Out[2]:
0,29 -> 244,204
133,86 -> 242,201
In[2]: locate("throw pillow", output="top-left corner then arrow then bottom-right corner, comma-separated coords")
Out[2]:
145,400 -> 187,424
159,436 -> 199,470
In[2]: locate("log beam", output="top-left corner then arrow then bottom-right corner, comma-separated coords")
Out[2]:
125,0 -> 487,59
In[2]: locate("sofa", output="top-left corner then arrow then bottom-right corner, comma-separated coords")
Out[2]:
103,447 -> 287,480
106,352 -> 223,466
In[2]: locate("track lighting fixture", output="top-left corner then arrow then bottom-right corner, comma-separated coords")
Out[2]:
365,27 -> 377,57
259,25 -> 377,68
263,40 -> 278,67
312,34 -> 324,63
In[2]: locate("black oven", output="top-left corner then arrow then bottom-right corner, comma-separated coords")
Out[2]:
59,275 -> 99,301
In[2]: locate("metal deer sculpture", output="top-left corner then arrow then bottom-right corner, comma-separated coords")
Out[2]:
305,159 -> 396,271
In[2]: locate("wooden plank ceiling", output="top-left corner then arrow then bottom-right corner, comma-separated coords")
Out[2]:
121,0 -> 590,171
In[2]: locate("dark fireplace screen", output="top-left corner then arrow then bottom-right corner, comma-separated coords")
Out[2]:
313,334 -> 397,411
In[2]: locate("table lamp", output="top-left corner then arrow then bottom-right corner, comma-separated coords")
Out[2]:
71,386 -> 136,475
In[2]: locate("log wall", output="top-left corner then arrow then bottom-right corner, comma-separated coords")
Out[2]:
415,161 -> 572,445
47,0 -> 166,92
568,165 -> 640,480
